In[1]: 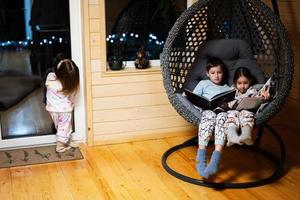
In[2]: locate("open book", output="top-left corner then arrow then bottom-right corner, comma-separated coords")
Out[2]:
235,97 -> 264,111
185,88 -> 236,109
235,77 -> 272,111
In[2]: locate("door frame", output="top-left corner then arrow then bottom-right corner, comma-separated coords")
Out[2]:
0,0 -> 86,149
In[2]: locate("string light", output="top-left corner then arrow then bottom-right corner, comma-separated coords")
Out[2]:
0,35 -> 66,47
106,32 -> 164,46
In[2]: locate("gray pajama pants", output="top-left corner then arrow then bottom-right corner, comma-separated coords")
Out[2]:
198,110 -> 227,146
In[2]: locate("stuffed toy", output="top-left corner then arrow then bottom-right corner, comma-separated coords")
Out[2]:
135,47 -> 149,69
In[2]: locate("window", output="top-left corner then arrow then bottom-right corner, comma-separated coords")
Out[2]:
105,0 -> 186,69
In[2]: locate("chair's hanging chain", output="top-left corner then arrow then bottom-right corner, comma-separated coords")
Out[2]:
271,0 -> 280,18
271,0 -> 281,91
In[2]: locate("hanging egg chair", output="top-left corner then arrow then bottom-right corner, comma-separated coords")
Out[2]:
160,0 -> 293,188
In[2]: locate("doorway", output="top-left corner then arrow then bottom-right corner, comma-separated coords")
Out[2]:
0,0 -> 85,149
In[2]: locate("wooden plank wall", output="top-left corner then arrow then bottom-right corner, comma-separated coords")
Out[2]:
83,0 -> 195,146
263,0 -> 300,131
83,0 -> 300,146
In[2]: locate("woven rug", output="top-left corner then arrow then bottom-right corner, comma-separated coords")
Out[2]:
0,145 -> 83,168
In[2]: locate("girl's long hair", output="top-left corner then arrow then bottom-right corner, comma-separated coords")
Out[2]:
233,67 -> 257,86
53,54 -> 79,95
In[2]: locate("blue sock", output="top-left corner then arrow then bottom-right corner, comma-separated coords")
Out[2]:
203,151 -> 222,179
195,149 -> 207,177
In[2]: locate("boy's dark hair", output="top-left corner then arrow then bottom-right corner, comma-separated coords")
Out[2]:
233,67 -> 257,86
206,56 -> 228,84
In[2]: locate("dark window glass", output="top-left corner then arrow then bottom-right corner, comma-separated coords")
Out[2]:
105,0 -> 186,62
0,0 -> 71,139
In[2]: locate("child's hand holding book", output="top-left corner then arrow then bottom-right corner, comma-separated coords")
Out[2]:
258,85 -> 270,100
257,77 -> 272,100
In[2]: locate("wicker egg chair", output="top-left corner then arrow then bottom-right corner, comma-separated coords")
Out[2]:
160,0 -> 294,188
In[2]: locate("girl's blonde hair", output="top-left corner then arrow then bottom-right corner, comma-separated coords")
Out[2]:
53,54 -> 79,95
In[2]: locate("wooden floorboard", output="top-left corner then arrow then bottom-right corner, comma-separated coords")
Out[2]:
1,124 -> 300,200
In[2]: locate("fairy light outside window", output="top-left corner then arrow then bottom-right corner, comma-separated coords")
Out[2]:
0,36 -> 67,48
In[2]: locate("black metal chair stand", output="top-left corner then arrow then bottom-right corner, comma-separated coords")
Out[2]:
161,124 -> 286,189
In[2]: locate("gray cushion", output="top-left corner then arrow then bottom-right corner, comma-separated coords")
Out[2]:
197,39 -> 255,60
183,39 -> 265,91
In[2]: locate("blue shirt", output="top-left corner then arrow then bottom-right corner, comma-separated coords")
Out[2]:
193,80 -> 231,100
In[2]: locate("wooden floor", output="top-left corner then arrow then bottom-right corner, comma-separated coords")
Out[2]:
1,124 -> 300,200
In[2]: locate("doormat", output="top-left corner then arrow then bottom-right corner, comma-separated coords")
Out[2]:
0,145 -> 83,168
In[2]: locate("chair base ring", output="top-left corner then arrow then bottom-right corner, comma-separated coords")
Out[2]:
161,124 -> 286,189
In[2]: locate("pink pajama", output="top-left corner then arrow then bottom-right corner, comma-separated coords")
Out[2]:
49,112 -> 73,144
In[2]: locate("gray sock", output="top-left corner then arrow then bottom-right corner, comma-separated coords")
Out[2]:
239,126 -> 253,145
203,151 -> 222,179
226,125 -> 240,146
196,149 -> 207,177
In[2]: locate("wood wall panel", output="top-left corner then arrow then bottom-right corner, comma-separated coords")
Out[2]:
93,126 -> 196,145
92,81 -> 165,98
93,105 -> 178,123
93,116 -> 191,135
82,1 -> 197,145
91,73 -> 163,85
92,93 -> 170,110
264,0 -> 300,131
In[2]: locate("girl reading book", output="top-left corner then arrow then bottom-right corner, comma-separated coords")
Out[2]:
225,67 -> 270,146
192,57 -> 231,179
